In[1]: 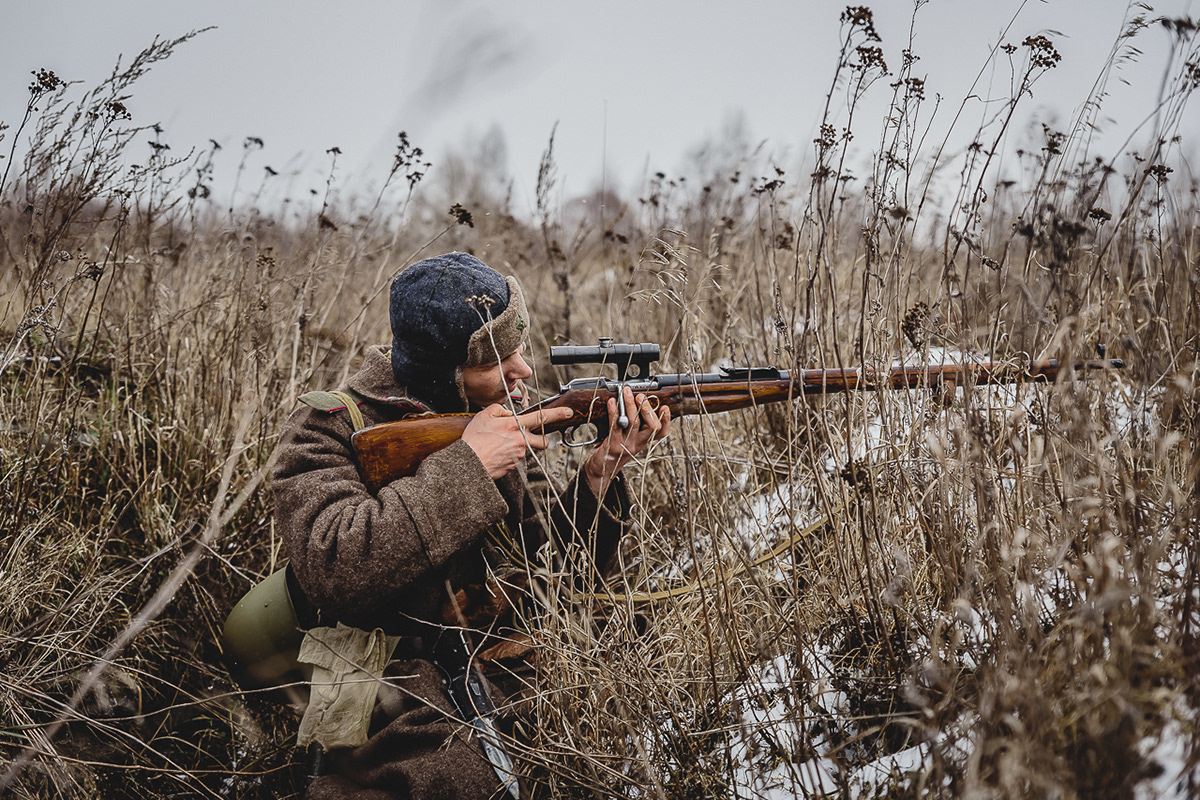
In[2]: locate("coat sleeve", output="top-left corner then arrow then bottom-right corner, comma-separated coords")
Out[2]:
513,458 -> 631,583
273,406 -> 507,623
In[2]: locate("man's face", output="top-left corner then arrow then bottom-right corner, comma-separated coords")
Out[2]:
461,344 -> 533,409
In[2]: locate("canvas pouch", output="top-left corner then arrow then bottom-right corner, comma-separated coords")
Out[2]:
296,623 -> 400,749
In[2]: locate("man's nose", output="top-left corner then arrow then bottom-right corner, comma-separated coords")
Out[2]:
507,354 -> 532,380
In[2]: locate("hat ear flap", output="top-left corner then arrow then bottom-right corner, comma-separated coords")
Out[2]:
464,276 -> 528,367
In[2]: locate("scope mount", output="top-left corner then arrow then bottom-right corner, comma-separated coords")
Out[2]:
549,338 -> 661,431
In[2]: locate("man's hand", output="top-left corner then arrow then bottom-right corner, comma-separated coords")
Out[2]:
462,404 -> 575,479
583,386 -> 671,497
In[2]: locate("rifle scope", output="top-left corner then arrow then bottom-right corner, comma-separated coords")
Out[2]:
550,339 -> 660,382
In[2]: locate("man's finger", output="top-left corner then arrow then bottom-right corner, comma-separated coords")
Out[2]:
524,432 -> 552,451
656,408 -> 672,439
479,403 -> 513,419
516,406 -> 575,430
638,396 -> 660,429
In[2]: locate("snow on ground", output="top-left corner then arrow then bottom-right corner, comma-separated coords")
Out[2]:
720,653 -> 935,799
1138,706 -> 1199,800
682,359 -> 1197,798
715,630 -> 1196,799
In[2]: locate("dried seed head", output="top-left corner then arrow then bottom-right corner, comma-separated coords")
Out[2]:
1042,126 -> 1066,156
1022,35 -> 1062,69
1146,164 -> 1174,184
104,101 -> 130,120
449,203 -> 475,228
902,302 -> 929,349
854,45 -> 888,72
840,461 -> 872,493
465,294 -> 496,308
840,6 -> 881,42
29,68 -> 64,96
815,124 -> 837,151
392,130 -> 432,189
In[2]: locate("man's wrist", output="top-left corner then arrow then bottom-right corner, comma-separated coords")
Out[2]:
585,452 -> 617,482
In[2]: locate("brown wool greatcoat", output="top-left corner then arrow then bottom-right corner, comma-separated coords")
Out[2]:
273,346 -> 629,800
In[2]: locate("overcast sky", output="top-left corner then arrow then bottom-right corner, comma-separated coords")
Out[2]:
2,0 -> 1197,215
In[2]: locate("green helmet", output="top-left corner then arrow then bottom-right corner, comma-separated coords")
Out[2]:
221,565 -> 312,695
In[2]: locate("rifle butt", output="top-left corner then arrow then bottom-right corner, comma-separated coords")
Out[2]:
351,414 -> 473,491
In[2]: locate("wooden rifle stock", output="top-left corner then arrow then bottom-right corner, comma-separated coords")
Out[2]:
351,356 -> 1124,492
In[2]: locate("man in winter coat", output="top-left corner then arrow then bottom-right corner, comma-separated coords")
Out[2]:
272,252 -> 670,799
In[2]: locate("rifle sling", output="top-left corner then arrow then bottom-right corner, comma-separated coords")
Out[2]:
327,390 -> 366,432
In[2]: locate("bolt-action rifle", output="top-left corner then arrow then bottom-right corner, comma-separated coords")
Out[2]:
351,339 -> 1125,492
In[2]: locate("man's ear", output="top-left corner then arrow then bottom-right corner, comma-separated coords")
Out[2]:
454,364 -> 472,411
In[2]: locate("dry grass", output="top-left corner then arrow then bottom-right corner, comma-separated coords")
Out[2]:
2,6 -> 1199,799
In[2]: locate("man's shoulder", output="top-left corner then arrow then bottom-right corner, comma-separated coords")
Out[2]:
343,346 -> 430,410
292,346 -> 433,429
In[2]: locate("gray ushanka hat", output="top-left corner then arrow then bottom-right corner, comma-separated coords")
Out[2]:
389,252 -> 528,411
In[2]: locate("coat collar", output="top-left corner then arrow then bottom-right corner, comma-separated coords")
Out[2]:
346,345 -> 433,412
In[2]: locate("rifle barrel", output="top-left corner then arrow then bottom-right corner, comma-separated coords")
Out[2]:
653,357 -> 1123,404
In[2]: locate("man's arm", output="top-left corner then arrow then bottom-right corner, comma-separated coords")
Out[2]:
581,385 -> 671,498
513,458 -> 629,584
513,386 -> 667,583
274,406 -> 507,627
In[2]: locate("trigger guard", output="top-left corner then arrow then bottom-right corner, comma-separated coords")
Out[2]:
562,424 -> 602,448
